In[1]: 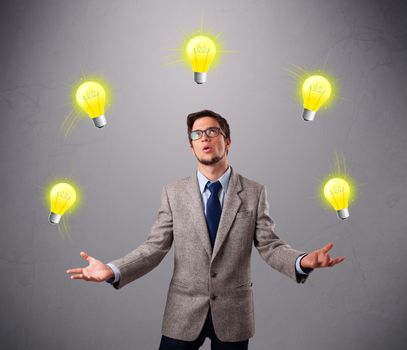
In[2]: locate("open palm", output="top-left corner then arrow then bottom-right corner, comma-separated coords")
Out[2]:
301,243 -> 345,269
66,252 -> 114,282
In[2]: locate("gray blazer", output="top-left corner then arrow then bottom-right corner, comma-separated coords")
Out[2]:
110,168 -> 307,342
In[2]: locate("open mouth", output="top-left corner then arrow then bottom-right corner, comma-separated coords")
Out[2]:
202,146 -> 212,152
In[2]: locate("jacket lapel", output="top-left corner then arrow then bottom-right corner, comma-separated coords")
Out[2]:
186,174 -> 213,259
211,169 -> 242,262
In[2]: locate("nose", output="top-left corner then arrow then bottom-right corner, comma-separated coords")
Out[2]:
201,132 -> 210,142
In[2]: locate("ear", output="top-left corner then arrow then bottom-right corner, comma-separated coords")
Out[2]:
225,137 -> 231,151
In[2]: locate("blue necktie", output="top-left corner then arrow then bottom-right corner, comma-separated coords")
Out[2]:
206,181 -> 222,249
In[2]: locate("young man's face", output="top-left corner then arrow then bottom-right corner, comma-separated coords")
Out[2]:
190,116 -> 231,166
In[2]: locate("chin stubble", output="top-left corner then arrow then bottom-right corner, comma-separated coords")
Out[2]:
196,150 -> 226,166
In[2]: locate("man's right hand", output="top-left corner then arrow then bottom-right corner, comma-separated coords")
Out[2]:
66,251 -> 114,282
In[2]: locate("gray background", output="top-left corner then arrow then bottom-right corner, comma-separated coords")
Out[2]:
1,0 -> 406,349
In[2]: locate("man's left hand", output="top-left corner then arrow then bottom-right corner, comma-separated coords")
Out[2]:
301,243 -> 345,269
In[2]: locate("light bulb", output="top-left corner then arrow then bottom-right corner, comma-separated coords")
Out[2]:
185,35 -> 217,84
302,75 -> 332,121
323,177 -> 350,220
49,183 -> 77,224
75,81 -> 107,128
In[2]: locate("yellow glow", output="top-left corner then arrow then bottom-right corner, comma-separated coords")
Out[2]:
323,177 -> 350,211
75,81 -> 106,119
44,179 -> 81,214
64,76 -> 111,135
286,66 -> 338,113
318,154 -> 357,220
302,75 -> 332,112
185,35 -> 217,73
181,29 -> 223,69
165,23 -> 230,83
50,183 -> 77,216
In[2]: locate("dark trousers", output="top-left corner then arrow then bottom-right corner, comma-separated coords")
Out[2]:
159,311 -> 249,350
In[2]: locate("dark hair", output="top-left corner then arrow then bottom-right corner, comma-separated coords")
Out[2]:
187,110 -> 231,144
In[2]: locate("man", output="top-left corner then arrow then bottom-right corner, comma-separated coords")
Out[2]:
67,110 -> 345,350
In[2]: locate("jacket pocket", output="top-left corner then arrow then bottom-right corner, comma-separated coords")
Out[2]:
236,210 -> 254,219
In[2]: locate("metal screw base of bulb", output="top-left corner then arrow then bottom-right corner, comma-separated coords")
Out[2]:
302,109 -> 316,121
336,208 -> 349,220
93,115 -> 107,128
194,72 -> 207,84
49,212 -> 62,224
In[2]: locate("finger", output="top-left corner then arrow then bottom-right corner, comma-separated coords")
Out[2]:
70,274 -> 85,280
329,256 -> 346,267
328,255 -> 341,266
70,273 -> 94,281
66,268 -> 83,274
320,242 -> 334,254
80,251 -> 91,262
335,256 -> 346,264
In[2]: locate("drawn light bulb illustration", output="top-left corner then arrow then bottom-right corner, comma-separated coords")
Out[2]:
302,75 -> 332,121
75,81 -> 107,128
185,35 -> 217,84
323,177 -> 350,220
48,183 -> 77,224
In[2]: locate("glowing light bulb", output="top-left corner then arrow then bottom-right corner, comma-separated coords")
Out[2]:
49,183 -> 77,224
75,81 -> 107,128
302,75 -> 332,121
185,35 -> 217,84
323,177 -> 350,220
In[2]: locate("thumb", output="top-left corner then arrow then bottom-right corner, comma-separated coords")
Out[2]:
80,251 -> 91,262
321,242 -> 334,254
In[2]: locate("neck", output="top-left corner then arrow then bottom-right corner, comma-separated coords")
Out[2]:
198,160 -> 229,181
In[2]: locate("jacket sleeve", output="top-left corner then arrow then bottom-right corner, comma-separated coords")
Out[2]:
109,185 -> 174,289
254,185 -> 308,283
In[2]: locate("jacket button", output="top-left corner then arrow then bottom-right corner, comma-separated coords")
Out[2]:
210,294 -> 217,300
211,272 -> 217,278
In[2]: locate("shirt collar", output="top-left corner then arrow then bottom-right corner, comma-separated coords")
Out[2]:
197,166 -> 232,194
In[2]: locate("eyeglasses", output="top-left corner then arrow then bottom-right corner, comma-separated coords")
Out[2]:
190,127 -> 225,141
